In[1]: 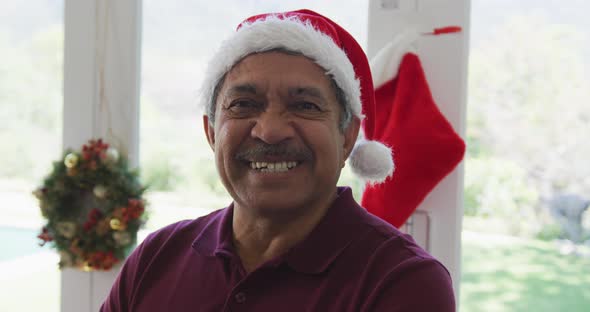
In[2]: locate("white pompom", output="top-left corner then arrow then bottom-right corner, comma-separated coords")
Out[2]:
348,140 -> 395,184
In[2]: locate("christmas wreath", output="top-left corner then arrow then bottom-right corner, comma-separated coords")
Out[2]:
34,139 -> 147,271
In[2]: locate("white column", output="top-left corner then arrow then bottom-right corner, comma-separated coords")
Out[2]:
62,0 -> 141,311
367,0 -> 470,302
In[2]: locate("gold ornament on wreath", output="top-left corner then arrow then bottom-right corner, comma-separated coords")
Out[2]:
34,139 -> 147,271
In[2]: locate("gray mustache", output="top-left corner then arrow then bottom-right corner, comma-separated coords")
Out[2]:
235,142 -> 312,161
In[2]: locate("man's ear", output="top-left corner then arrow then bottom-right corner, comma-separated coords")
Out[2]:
203,115 -> 215,152
342,117 -> 361,161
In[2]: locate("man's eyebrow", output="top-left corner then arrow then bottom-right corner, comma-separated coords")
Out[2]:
288,86 -> 327,101
225,83 -> 258,96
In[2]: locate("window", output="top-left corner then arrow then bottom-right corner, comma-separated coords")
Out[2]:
462,1 -> 590,310
0,1 -> 63,311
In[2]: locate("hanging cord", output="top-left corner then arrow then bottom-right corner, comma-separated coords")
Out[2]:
422,26 -> 462,36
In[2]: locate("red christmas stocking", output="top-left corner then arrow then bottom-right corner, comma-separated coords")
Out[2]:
361,53 -> 465,228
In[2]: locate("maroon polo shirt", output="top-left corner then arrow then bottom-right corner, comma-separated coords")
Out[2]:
101,187 -> 455,311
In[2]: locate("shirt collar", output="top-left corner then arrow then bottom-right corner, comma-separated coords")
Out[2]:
192,187 -> 365,274
192,203 -> 235,257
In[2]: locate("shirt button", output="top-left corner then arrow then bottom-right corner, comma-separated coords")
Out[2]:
235,292 -> 246,304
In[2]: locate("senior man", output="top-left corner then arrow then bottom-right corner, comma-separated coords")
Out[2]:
102,9 -> 455,312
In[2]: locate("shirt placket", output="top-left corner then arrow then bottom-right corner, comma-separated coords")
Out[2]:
221,255 -> 252,311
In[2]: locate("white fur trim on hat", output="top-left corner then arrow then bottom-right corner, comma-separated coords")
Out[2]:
200,14 -> 363,120
370,29 -> 419,89
349,139 -> 395,184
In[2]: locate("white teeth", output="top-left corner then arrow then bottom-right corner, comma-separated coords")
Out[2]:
249,161 -> 299,172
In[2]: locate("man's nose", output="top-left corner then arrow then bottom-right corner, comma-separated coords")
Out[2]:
250,109 -> 295,144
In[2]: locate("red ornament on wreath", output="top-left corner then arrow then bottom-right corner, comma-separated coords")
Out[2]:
34,138 -> 147,271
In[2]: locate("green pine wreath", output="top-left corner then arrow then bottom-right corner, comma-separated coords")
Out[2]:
34,139 -> 147,271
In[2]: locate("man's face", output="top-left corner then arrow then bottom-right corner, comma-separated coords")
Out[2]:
204,52 -> 359,216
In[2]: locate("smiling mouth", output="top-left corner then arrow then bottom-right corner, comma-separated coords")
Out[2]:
249,161 -> 299,172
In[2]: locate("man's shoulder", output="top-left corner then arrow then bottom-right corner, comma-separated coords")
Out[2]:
353,208 -> 446,272
333,189 -> 432,262
141,208 -> 225,249
122,208 -> 227,274
346,210 -> 455,310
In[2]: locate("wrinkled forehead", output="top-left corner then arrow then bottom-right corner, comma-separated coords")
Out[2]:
229,51 -> 326,78
217,51 -> 333,96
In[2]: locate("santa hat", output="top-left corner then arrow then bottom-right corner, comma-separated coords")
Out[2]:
200,9 -> 394,183
362,28 -> 466,227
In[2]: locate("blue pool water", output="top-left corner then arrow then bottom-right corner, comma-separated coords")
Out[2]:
0,226 -> 45,262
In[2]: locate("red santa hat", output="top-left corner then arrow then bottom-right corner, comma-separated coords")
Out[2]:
201,9 -> 394,183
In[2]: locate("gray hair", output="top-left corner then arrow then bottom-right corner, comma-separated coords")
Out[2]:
207,49 -> 353,132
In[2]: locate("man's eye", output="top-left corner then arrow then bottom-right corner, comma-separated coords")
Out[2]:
223,99 -> 262,118
227,100 -> 260,111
